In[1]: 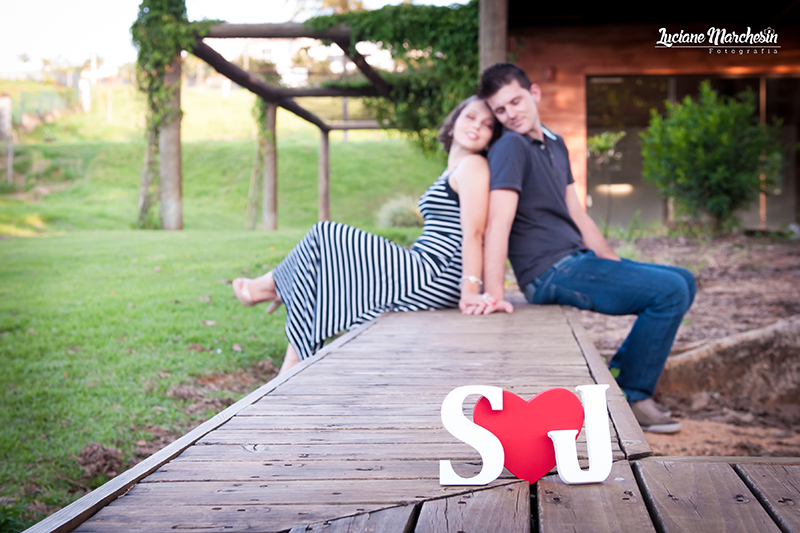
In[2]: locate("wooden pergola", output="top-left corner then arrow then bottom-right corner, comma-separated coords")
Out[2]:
156,1 -> 509,231
157,22 -> 392,230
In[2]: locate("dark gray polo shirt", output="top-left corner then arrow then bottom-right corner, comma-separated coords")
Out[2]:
488,126 -> 586,288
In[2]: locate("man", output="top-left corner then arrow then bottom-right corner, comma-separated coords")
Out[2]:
478,63 -> 695,434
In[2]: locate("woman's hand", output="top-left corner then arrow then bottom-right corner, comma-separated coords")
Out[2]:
459,293 -> 514,315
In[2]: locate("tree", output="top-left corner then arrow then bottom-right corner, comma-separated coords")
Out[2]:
640,81 -> 783,232
308,0 -> 479,155
130,0 -> 214,228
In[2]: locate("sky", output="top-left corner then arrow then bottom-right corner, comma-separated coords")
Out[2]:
1,0 -> 466,74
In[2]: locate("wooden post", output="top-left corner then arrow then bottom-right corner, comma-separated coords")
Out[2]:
479,0 -> 508,73
159,56 -> 183,230
0,94 -> 12,184
759,75 -> 767,231
262,102 -> 278,230
319,129 -> 330,221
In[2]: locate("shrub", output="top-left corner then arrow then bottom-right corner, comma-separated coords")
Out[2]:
640,81 -> 783,232
376,195 -> 424,228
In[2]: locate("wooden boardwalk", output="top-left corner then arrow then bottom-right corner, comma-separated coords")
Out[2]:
27,299 -> 800,532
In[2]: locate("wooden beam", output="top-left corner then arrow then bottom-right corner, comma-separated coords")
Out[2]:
207,22 -> 351,41
319,130 -> 330,222
327,120 -> 383,130
276,86 -> 380,98
159,55 -> 183,230
262,102 -> 278,231
333,39 -> 393,100
479,0 -> 508,73
192,39 -> 330,132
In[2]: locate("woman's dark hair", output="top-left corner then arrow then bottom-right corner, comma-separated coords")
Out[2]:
478,62 -> 532,99
438,95 -> 502,155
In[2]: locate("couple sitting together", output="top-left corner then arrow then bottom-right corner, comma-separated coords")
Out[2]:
232,62 -> 695,434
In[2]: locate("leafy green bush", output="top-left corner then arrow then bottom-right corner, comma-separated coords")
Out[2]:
640,81 -> 783,232
308,0 -> 479,155
376,195 -> 424,228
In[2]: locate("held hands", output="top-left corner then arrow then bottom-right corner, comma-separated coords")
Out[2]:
459,292 -> 514,315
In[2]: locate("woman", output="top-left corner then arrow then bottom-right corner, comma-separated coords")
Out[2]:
233,96 -> 514,374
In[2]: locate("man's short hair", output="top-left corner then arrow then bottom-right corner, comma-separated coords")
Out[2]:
478,63 -> 532,99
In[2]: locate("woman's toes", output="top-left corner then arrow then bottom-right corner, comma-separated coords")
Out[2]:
233,278 -> 254,306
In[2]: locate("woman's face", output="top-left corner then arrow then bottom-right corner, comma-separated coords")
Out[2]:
451,99 -> 495,154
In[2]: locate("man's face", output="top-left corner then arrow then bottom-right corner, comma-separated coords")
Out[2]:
485,79 -> 542,137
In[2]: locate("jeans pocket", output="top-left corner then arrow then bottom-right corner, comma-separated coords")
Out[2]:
552,285 -> 595,310
534,282 -> 594,310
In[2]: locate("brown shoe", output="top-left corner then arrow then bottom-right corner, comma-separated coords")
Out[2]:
631,398 -> 682,434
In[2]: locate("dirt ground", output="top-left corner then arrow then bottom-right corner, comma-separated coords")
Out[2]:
576,234 -> 800,457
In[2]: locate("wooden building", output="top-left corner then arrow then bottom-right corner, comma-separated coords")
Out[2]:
482,1 -> 800,229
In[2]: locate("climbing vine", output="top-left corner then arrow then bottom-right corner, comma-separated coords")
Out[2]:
130,0 -> 216,227
308,0 -> 479,155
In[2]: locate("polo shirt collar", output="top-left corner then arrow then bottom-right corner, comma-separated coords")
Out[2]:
501,125 -> 557,144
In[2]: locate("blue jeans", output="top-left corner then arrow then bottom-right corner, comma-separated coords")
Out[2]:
524,250 -> 696,403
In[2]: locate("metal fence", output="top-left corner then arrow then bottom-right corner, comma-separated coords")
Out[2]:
12,88 -> 78,123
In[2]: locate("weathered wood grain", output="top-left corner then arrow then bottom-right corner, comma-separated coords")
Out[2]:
415,481 -> 530,533
634,460 -> 781,532
74,504 -> 394,533
563,309 -> 652,460
538,460 -> 654,532
110,478 -> 521,507
736,463 -> 800,533
143,459 -> 517,483
288,504 -> 417,533
34,299 -> 640,533
175,442 -> 622,464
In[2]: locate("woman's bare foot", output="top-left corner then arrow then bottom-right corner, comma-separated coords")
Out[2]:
278,344 -> 300,375
233,272 -> 281,308
232,278 -> 255,306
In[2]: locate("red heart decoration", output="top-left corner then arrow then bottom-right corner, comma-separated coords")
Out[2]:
473,388 -> 584,483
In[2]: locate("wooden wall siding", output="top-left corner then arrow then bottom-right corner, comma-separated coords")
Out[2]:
65,302 -> 635,533
508,22 -> 800,204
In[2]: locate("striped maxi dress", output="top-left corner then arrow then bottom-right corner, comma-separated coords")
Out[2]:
272,167 -> 465,360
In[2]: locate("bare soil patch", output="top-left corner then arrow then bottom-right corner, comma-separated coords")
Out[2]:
73,360 -> 278,479
576,235 -> 800,457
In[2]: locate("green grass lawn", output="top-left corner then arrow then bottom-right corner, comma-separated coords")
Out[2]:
0,230 -> 295,528
0,80 -> 434,530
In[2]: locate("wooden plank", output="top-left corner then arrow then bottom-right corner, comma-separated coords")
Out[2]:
108,479 -> 520,507
538,460 -> 655,532
634,460 -> 781,532
289,504 -> 416,533
277,87 -> 380,98
143,459 -> 517,483
415,481 -> 530,533
74,503 -> 393,533
332,39 -> 392,100
197,428 -> 461,445
192,39 -> 330,131
175,442 -> 620,463
736,464 -> 800,533
24,321 -> 375,533
563,308 -> 652,460
640,456 -> 800,465
327,120 -> 384,130
207,22 -> 352,41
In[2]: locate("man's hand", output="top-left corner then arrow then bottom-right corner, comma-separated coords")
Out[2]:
565,184 -> 620,261
459,293 -> 514,315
